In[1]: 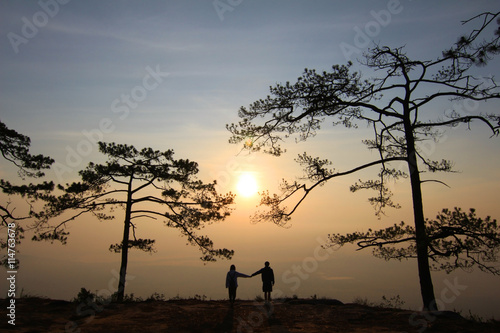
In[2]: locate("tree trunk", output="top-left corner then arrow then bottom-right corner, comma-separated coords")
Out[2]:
404,119 -> 437,311
116,177 -> 133,302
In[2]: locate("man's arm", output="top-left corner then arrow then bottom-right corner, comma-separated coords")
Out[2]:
251,268 -> 262,277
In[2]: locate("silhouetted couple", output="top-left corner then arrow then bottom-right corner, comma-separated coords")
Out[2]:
225,261 -> 275,305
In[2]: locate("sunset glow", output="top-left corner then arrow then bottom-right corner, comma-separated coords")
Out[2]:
1,1 -> 499,322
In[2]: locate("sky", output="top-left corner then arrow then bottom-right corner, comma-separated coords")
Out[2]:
1,0 -> 500,321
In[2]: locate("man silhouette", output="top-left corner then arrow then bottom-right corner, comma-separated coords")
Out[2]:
251,261 -> 275,302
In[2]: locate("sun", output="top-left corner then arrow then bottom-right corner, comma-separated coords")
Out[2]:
236,172 -> 258,197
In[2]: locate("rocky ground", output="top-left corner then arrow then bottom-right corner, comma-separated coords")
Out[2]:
1,297 -> 499,332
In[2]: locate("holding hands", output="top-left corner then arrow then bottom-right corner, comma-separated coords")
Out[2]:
226,261 -> 275,304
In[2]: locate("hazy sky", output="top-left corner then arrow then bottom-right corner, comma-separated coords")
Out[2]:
1,0 -> 500,320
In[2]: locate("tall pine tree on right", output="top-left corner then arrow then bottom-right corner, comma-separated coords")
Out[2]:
227,12 -> 500,311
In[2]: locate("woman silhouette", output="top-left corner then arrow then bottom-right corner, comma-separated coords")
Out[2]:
225,264 -> 250,305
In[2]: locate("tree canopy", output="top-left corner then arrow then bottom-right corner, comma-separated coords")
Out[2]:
328,207 -> 500,275
0,119 -> 54,267
35,141 -> 234,301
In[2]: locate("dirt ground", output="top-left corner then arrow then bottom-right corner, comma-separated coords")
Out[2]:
1,297 -> 499,332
